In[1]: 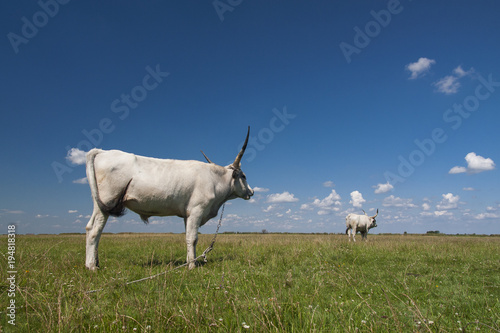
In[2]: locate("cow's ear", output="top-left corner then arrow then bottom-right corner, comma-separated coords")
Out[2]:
232,169 -> 239,179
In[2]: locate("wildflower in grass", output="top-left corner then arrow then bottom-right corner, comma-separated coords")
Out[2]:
428,321 -> 434,325
361,320 -> 366,324
242,322 -> 250,329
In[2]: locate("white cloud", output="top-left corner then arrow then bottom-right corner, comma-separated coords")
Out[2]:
449,166 -> 467,174
263,205 -> 277,213
434,75 -> 461,94
1,209 -> 24,214
449,152 -> 495,174
302,190 -> 342,215
464,152 -> 495,173
68,210 -> 78,214
406,57 -> 436,79
322,181 -> 335,188
462,187 -> 475,191
374,182 -> 393,194
453,65 -> 474,78
253,187 -> 269,193
349,191 -> 366,208
300,203 -> 312,210
422,203 -> 431,211
267,191 -> 299,203
73,177 -> 88,184
436,193 -> 460,210
66,148 -> 87,165
434,210 -> 452,217
434,66 -> 474,95
474,212 -> 499,220
383,195 -> 417,208
312,190 -> 341,208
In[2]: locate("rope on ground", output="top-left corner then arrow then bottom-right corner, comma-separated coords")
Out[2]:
84,204 -> 225,294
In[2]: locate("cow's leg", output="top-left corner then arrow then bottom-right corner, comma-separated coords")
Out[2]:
347,228 -> 351,242
352,226 -> 357,242
85,204 -> 109,270
361,232 -> 367,241
184,215 -> 201,270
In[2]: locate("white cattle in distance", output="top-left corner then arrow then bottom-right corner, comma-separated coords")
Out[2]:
345,209 -> 378,242
85,127 -> 254,270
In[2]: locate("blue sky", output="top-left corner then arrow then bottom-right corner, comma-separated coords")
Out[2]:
1,1 -> 499,235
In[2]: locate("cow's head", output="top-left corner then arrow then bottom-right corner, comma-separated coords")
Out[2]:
363,209 -> 378,229
201,127 -> 254,200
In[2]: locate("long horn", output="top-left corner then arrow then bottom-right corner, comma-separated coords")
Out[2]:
372,209 -> 379,218
362,209 -> 367,216
232,126 -> 250,169
200,150 -> 214,164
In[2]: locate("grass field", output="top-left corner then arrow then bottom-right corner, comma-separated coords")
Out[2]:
1,233 -> 499,332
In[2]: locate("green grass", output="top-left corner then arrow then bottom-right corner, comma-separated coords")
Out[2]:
1,234 -> 499,332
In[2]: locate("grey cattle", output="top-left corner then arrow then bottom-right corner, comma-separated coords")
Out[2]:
85,128 -> 253,270
345,209 -> 378,242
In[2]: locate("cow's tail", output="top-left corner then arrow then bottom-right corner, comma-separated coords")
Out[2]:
86,149 -> 131,217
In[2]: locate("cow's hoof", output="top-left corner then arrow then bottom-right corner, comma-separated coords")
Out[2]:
86,264 -> 99,271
